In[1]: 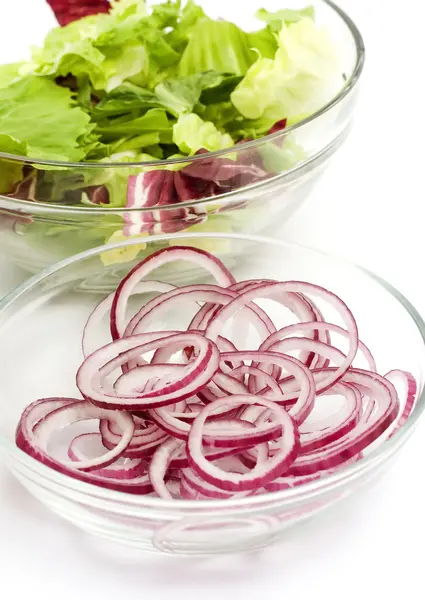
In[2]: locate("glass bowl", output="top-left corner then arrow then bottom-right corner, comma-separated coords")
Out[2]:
0,233 -> 423,556
0,0 -> 364,274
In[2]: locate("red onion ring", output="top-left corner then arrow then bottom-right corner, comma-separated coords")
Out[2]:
110,247 -> 236,339
181,467 -> 252,499
259,322 -> 376,372
289,369 -> 399,475
15,247 -> 417,501
31,401 -> 135,472
82,281 -> 175,357
187,395 -> 299,492
68,433 -> 147,479
149,438 -> 183,499
16,398 -> 153,494
126,284 -> 275,342
385,370 -> 417,434
99,417 -> 168,458
77,332 -> 220,410
220,350 -> 316,424
205,281 -> 359,392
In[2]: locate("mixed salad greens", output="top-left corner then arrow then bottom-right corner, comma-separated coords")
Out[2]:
0,0 -> 342,266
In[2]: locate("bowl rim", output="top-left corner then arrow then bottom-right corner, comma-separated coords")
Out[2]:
0,232 -> 424,511
0,127 -> 350,215
0,0 -> 365,171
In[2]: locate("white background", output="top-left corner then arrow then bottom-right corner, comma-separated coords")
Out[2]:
0,0 -> 425,597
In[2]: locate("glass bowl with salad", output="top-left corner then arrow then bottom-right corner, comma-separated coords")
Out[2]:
0,233 -> 423,556
0,0 -> 364,274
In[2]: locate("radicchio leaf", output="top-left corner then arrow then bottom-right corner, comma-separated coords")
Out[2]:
8,170 -> 38,201
45,0 -> 110,26
268,119 -> 288,135
85,185 -> 110,205
124,171 -> 205,236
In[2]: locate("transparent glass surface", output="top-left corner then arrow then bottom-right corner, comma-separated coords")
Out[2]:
0,234 -> 423,556
0,0 -> 364,273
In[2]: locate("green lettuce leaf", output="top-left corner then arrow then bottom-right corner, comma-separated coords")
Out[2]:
95,107 -> 171,141
0,136 -> 27,193
100,44 -> 150,92
228,116 -> 277,140
20,15 -> 112,85
231,17 -> 341,121
201,101 -> 242,134
21,2 -> 154,91
109,132 -> 161,154
109,0 -> 148,21
92,83 -> 162,118
155,72 -> 241,116
199,74 -> 243,105
155,75 -> 206,116
255,6 -> 315,30
139,0 -> 181,30
173,113 -> 234,154
134,24 -> 180,72
259,137 -> 307,172
42,149 -> 158,208
165,0 -> 206,53
0,63 -> 24,90
247,29 -> 278,59
0,77 -> 93,161
179,19 -> 256,76
0,0 -> 335,213
100,2 -> 183,86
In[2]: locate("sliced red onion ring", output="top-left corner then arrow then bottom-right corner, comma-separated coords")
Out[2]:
153,405 -> 278,447
82,281 -> 175,357
230,281 -> 318,325
253,338 -> 346,398
167,444 -> 240,470
188,395 -> 299,492
385,370 -> 417,434
16,398 -> 153,494
298,383 -> 362,452
16,247 -> 418,501
114,364 -> 188,395
32,401 -> 134,472
289,369 -> 399,475
259,322 -> 376,372
149,438 -> 184,499
220,350 -> 316,424
229,281 -> 324,366
229,365 -> 285,399
181,468 -> 251,499
148,401 -> 239,439
265,455 -> 359,492
77,332 -> 220,410
20,397 -> 80,432
127,284 -> 275,343
188,280 -> 279,335
110,247 -> 236,339
68,433 -> 147,479
194,281 -> 318,369
205,281 -> 359,392
195,370 -> 249,404
99,417 -> 168,458
180,477 -> 206,500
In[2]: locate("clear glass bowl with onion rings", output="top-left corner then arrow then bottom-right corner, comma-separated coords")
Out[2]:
0,233 -> 424,556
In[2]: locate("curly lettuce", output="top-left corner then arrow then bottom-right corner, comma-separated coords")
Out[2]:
231,17 -> 341,122
173,113 -> 234,154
